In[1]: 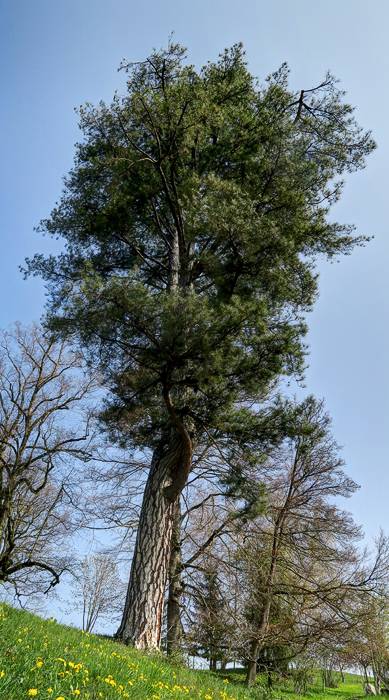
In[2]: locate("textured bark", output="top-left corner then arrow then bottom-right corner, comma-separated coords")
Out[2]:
116,432 -> 187,648
166,500 -> 184,655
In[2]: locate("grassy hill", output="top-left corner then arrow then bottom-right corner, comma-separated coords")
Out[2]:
0,603 -> 254,700
0,603 -> 367,700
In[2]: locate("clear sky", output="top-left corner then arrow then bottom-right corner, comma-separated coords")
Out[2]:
1,0 -> 388,607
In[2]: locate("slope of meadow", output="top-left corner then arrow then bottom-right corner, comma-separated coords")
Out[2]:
0,604 -> 251,700
0,603 -> 367,700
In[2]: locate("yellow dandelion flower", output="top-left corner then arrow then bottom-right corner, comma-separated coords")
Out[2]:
28,691 -> 38,698
0,670 -> 5,678
36,660 -> 44,669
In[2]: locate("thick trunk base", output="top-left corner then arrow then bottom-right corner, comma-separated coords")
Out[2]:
116,435 -> 183,649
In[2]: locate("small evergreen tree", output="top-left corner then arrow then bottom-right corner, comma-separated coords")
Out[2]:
189,565 -> 232,670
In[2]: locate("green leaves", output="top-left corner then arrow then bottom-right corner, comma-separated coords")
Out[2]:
24,41 -> 375,452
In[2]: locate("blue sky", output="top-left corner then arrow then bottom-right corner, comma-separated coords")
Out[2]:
1,0 -> 389,621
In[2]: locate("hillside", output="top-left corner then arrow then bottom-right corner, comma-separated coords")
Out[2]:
0,603 -> 252,699
0,603 -> 367,700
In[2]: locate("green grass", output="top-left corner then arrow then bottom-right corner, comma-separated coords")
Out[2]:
0,603 -> 367,700
226,670 -> 367,700
273,672 -> 366,700
0,603 -> 252,700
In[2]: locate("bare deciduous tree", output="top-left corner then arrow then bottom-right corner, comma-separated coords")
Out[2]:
71,553 -> 125,632
239,398 -> 389,686
177,399 -> 389,685
0,325 -> 94,598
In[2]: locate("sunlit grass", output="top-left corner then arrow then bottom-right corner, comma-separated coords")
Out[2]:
218,668 -> 366,700
0,604 -> 251,699
0,603 -> 367,700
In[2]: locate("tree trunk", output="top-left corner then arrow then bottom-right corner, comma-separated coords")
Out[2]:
245,601 -> 272,687
116,433 -> 185,648
166,499 -> 184,655
245,465 -> 297,688
246,640 -> 260,687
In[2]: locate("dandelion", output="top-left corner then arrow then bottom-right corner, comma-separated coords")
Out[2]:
28,691 -> 38,698
104,675 -> 116,687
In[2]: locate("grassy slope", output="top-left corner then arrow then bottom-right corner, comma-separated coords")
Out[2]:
0,603 -> 367,700
0,604 -> 252,700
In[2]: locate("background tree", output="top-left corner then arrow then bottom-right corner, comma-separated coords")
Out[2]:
71,553 -> 125,633
165,425 -> 272,657
0,325 -> 94,598
25,41 -> 375,649
222,399 -> 389,686
187,560 -> 233,670
343,595 -> 389,693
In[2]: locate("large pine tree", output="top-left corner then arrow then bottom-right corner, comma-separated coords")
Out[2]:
25,42 -> 374,648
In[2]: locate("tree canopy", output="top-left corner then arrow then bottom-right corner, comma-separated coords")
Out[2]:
25,42 -> 375,459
